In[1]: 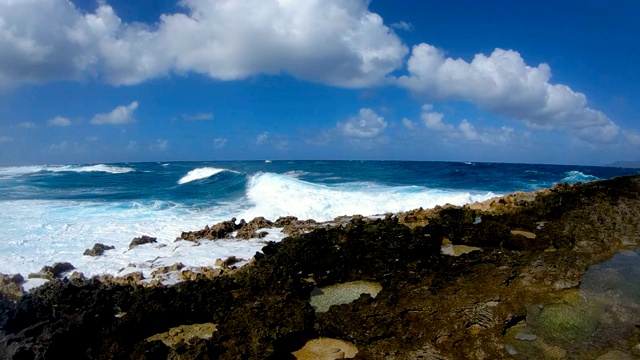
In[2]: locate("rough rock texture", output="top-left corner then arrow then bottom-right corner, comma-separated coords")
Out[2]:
129,235 -> 157,249
236,217 -> 273,239
0,274 -> 25,301
179,218 -> 242,241
83,243 -> 115,256
1,175 -> 640,359
27,262 -> 75,281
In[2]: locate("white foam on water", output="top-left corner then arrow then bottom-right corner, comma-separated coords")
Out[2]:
560,171 -> 598,184
0,164 -> 134,177
0,199 -> 280,286
49,164 -> 135,174
177,167 -> 237,184
241,172 -> 498,222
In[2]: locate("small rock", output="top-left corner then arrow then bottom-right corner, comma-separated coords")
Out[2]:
504,344 -> 518,356
215,256 -> 243,268
129,235 -> 157,249
83,243 -> 115,256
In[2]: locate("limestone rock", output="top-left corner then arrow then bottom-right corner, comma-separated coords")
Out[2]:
292,338 -> 358,360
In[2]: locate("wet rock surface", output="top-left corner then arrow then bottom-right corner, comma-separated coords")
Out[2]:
1,175 -> 640,359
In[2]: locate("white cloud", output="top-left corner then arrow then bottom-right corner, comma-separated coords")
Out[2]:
47,116 -> 71,126
397,43 -> 620,143
625,130 -> 640,147
407,105 -> 515,146
401,118 -> 416,130
150,139 -> 168,151
213,137 -> 227,149
182,112 -> 214,121
420,104 -> 452,131
255,131 -> 288,149
16,121 -> 37,129
90,101 -> 138,125
256,132 -> 270,145
391,21 -> 413,31
339,108 -> 387,138
0,0 -> 407,89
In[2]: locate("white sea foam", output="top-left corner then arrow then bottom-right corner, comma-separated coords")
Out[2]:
0,199 -> 278,285
241,172 -> 498,222
54,164 -> 134,174
561,171 -> 598,184
177,167 -> 236,184
0,164 -> 134,177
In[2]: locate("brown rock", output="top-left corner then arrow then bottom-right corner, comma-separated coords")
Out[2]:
83,243 -> 115,256
0,273 -> 25,301
28,262 -> 75,281
236,216 -> 274,239
129,235 -> 157,249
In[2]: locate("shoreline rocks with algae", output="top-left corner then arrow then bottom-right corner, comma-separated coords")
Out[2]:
1,175 -> 640,359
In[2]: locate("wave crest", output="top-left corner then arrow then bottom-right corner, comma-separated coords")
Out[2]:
178,167 -> 236,184
561,171 -> 598,184
241,172 -> 497,222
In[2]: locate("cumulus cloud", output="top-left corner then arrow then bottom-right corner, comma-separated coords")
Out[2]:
420,104 -> 452,132
47,116 -> 71,126
408,104 -> 514,146
397,43 -> 620,142
401,118 -> 416,130
339,108 -> 387,138
182,112 -> 214,121
90,101 -> 138,125
0,0 -> 406,89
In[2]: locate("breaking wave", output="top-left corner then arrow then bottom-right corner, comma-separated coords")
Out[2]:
177,167 -> 238,184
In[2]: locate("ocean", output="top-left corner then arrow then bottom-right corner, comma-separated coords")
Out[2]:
1,160 -> 638,287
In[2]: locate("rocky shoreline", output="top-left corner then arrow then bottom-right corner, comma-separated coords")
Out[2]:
1,175 -> 640,359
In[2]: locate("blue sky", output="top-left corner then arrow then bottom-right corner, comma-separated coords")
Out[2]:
0,0 -> 638,166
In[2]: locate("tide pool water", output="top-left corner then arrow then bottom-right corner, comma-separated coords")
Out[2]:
0,161 -> 638,285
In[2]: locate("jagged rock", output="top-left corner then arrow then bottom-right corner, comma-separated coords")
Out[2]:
214,256 -> 243,268
0,274 -> 25,301
150,263 -> 184,276
179,218 -> 242,241
83,243 -> 115,256
28,262 -> 75,281
129,235 -> 157,249
235,216 -> 274,239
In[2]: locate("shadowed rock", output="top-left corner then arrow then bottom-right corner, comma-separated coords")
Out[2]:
83,243 -> 115,256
